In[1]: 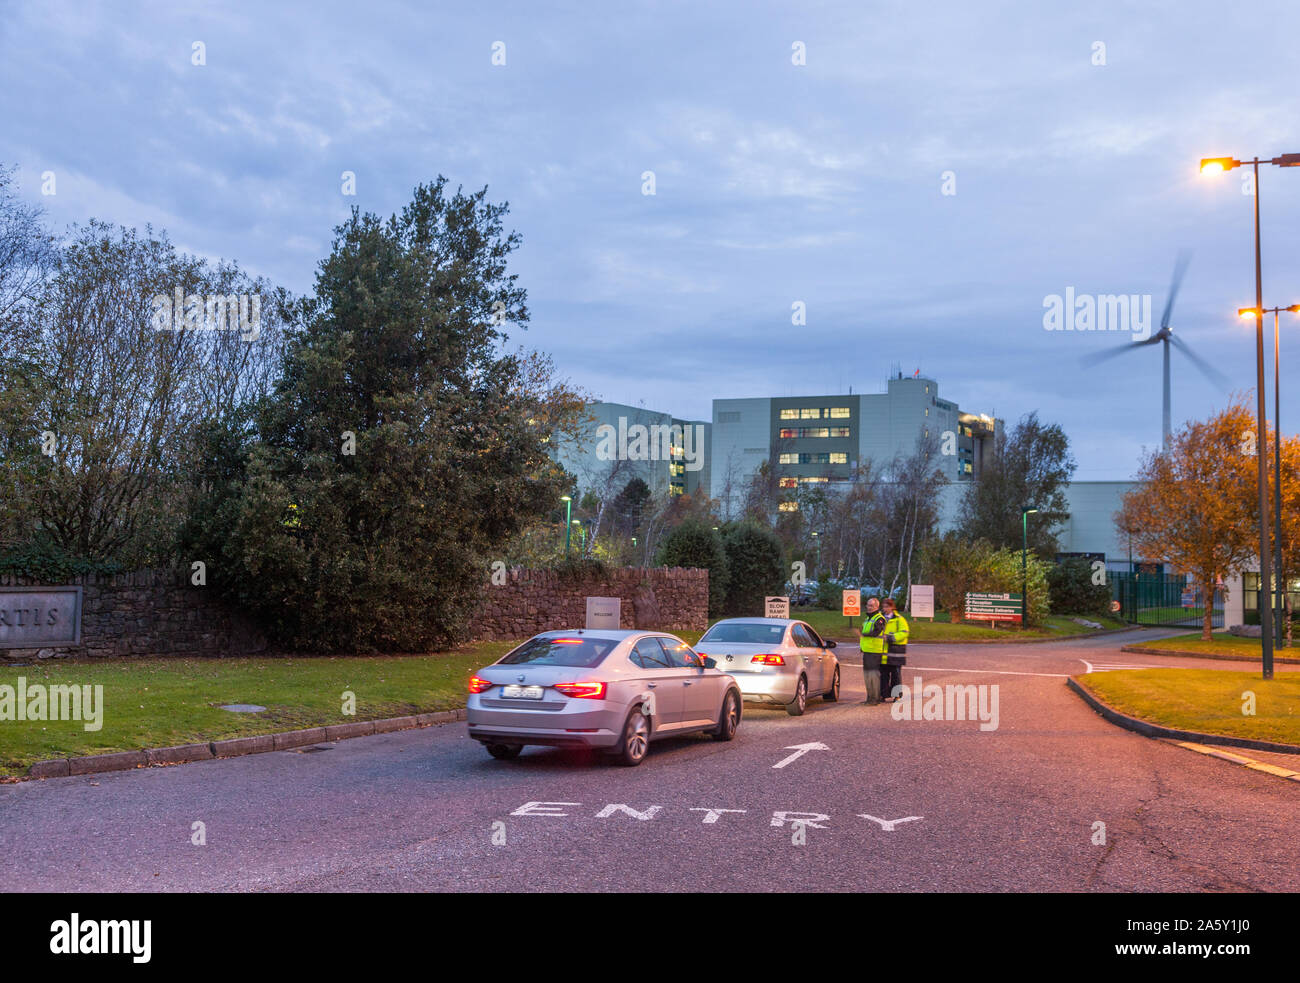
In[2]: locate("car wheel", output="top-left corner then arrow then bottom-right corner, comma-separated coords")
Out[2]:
786,676 -> 808,716
824,666 -> 840,702
612,706 -> 650,766
485,743 -> 522,760
711,690 -> 741,741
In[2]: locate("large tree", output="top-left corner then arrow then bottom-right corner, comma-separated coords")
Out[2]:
203,179 -> 566,651
957,411 -> 1075,556
4,219 -> 285,567
1116,401 -> 1258,640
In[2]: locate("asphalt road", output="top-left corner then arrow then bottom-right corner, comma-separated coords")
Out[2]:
2,628 -> 1296,892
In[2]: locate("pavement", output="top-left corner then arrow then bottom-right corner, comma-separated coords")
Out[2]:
1,627 -> 1296,892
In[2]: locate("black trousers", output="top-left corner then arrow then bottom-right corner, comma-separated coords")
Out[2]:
881,663 -> 902,699
862,661 -> 881,704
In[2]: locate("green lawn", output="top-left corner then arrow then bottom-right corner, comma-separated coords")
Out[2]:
793,608 -> 1126,643
1127,632 -> 1298,659
1078,668 -> 1300,746
0,643 -> 515,779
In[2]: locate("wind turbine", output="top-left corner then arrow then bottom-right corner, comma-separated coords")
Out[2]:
1083,251 -> 1227,450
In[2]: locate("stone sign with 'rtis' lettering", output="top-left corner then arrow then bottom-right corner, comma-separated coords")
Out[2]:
0,587 -> 83,649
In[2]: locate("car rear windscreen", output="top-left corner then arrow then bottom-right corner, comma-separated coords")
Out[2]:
700,623 -> 786,644
499,636 -> 617,668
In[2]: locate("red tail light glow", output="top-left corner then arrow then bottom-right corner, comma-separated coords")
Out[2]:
468,675 -> 494,694
553,681 -> 607,699
751,654 -> 785,666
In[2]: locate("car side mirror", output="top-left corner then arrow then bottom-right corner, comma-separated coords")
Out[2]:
824,640 -> 837,649
702,657 -> 717,669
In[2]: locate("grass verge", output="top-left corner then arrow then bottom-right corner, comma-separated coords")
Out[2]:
1126,632 -> 1299,660
1077,669 -> 1300,746
796,608 -> 1127,642
0,642 -> 515,778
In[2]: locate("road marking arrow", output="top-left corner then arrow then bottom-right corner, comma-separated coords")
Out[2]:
858,814 -> 923,832
772,742 -> 829,769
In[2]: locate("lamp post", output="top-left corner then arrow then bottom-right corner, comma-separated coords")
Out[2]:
561,496 -> 572,556
1239,305 -> 1300,648
811,530 -> 820,579
1022,507 -> 1038,628
1201,153 -> 1300,678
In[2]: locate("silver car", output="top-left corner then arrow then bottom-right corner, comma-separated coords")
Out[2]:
693,618 -> 841,715
466,629 -> 743,766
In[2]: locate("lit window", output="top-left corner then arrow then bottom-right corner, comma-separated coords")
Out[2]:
800,408 -> 821,419
779,409 -> 799,420
779,477 -> 798,488
830,427 -> 850,437
779,453 -> 798,464
779,428 -> 797,438
778,501 -> 799,512
829,453 -> 848,464
829,407 -> 850,418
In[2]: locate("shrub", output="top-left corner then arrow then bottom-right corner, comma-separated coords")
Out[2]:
721,522 -> 786,616
656,520 -> 728,618
1047,556 -> 1112,618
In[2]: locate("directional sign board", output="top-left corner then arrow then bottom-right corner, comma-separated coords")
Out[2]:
585,596 -> 621,629
964,592 -> 1022,624
909,584 -> 934,619
842,590 -> 860,617
765,596 -> 790,619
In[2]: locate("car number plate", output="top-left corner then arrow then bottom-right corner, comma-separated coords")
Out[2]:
502,684 -> 544,700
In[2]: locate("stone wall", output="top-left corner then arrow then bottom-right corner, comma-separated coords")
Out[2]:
0,566 -> 708,659
0,569 -> 267,660
472,567 -> 709,642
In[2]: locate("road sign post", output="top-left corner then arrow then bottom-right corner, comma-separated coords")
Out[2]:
765,596 -> 790,619
964,592 -> 1023,626
842,589 -> 860,630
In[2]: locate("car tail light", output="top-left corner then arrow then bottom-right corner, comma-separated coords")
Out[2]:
553,681 -> 607,699
468,675 -> 494,694
751,654 -> 786,666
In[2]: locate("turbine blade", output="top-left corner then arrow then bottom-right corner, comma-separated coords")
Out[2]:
1170,334 -> 1229,387
1080,337 -> 1162,366
1160,249 -> 1193,332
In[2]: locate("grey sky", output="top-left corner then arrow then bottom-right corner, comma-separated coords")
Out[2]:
4,0 -> 1299,478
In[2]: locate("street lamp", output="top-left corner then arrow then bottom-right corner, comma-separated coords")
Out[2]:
561,495 -> 572,556
1201,152 -> 1300,678
811,531 -> 821,578
1239,304 -> 1300,647
1022,507 -> 1038,628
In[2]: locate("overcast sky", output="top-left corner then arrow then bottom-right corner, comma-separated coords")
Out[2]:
4,1 -> 1299,478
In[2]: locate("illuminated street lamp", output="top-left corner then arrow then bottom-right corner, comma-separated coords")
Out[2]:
1200,152 -> 1300,678
1239,305 -> 1300,647
561,495 -> 572,556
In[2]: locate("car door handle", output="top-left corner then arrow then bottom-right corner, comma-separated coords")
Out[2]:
683,680 -> 694,686
648,682 -> 657,688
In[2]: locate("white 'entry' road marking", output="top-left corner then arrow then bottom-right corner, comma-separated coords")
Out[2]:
858,814 -> 924,832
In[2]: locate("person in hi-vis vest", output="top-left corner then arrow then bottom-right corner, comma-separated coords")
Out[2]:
880,597 -> 910,702
859,597 -> 888,705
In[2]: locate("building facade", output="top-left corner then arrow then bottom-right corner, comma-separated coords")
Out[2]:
709,374 -> 999,514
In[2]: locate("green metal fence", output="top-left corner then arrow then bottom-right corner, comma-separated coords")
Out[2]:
1110,572 -> 1223,628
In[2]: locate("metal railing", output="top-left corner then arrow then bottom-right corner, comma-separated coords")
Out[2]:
1110,572 -> 1223,628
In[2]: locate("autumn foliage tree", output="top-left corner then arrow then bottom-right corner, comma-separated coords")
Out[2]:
1117,400 -> 1259,641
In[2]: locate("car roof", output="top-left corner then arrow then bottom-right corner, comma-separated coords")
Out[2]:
707,618 -> 797,626
533,629 -> 669,642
